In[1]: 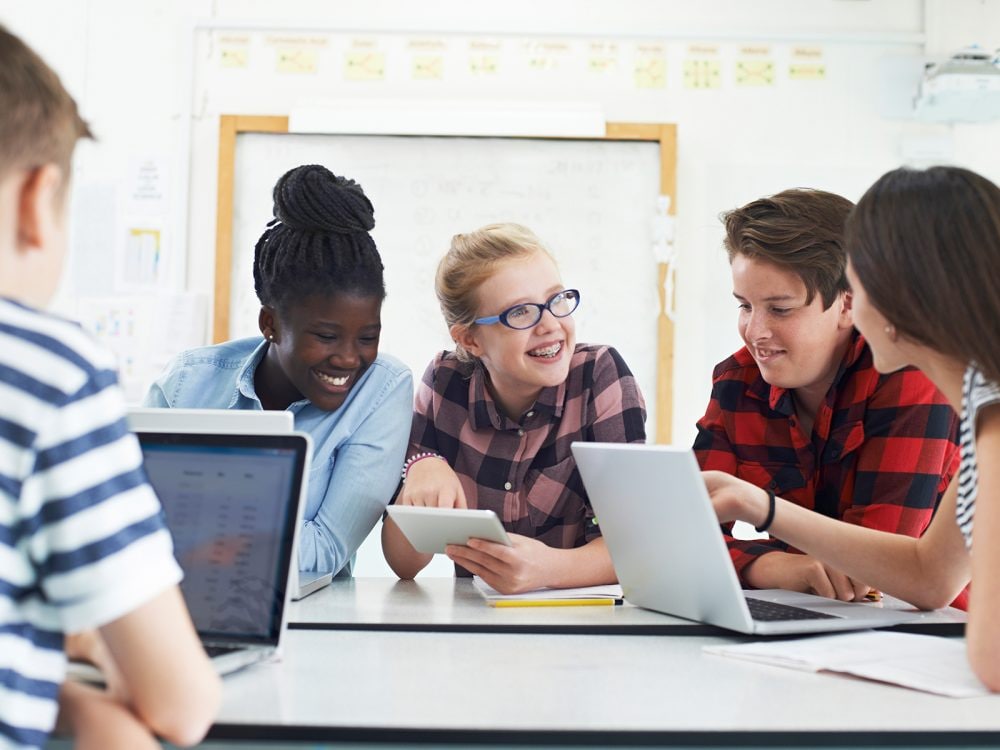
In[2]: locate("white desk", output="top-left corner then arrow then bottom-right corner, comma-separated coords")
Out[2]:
290,576 -> 691,632
204,628 -> 999,746
45,580 -> 984,749
289,577 -> 969,637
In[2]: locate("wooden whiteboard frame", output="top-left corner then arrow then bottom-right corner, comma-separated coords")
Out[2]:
215,115 -> 677,442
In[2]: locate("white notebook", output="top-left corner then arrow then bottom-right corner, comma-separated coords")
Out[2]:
473,576 -> 623,602
704,631 -> 988,698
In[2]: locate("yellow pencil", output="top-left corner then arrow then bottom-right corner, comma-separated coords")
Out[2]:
488,598 -> 621,608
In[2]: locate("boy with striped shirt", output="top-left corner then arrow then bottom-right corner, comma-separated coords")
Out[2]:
0,25 -> 219,749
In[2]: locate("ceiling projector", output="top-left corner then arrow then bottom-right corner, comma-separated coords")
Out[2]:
914,46 -> 1000,122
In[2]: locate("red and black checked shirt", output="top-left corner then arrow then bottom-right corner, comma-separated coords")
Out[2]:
694,331 -> 960,586
409,344 -> 646,570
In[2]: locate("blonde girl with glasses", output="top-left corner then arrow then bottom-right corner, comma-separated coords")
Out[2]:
381,223 -> 646,592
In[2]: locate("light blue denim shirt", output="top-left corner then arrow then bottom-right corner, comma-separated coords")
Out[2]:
144,337 -> 412,576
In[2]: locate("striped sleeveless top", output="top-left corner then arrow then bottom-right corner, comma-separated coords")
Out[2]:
957,364 -> 1000,549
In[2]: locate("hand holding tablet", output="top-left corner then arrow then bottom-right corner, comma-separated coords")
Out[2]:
386,506 -> 513,554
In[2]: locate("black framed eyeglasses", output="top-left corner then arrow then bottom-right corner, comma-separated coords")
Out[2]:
474,289 -> 581,330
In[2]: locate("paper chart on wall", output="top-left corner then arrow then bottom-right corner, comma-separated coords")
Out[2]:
116,156 -> 169,291
76,292 -> 207,403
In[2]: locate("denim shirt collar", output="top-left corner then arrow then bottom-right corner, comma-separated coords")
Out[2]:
234,338 -> 310,413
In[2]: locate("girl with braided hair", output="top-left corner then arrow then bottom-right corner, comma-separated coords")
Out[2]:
146,164 -> 412,576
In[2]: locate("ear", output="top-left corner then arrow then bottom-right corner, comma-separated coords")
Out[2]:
837,290 -> 854,329
450,323 -> 483,358
258,306 -> 278,342
17,165 -> 64,253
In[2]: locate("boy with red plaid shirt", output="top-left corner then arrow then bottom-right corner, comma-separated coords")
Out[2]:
694,189 -> 961,604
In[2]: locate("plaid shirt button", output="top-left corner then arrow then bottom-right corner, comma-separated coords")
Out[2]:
503,481 -> 512,491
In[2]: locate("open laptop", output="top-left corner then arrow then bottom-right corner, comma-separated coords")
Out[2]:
127,406 -> 294,434
138,430 -> 312,674
571,443 -> 925,635
129,407 -> 333,600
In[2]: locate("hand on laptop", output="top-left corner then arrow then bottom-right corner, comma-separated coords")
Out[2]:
702,472 -> 874,603
445,534 -> 554,595
745,551 -> 873,602
399,458 -> 467,509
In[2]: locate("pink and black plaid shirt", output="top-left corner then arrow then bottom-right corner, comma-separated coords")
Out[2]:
408,344 -> 646,561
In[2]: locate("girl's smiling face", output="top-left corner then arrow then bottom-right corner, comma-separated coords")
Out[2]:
258,292 -> 382,412
456,251 -> 576,418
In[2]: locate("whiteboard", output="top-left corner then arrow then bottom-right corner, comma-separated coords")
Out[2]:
229,132 -> 664,433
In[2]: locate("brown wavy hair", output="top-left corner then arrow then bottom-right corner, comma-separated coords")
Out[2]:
722,188 -> 854,310
0,24 -> 91,180
845,166 -> 1000,384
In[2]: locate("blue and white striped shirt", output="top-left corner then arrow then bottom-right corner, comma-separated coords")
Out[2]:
0,298 -> 181,750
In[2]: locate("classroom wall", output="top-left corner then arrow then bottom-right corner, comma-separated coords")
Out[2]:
3,0 -> 999,576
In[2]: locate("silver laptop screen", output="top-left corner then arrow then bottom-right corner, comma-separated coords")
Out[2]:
138,433 -> 304,644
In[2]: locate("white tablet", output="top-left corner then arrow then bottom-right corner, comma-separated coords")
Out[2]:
386,506 -> 513,554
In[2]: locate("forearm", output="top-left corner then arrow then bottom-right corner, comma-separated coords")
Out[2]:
57,681 -> 160,750
303,406 -> 411,573
727,535 -> 788,584
750,491 -> 959,608
381,517 -> 433,579
967,586 -> 1000,691
297,521 -> 343,573
542,537 -> 617,588
965,435 -> 1000,690
101,587 -> 220,747
300,490 -> 387,574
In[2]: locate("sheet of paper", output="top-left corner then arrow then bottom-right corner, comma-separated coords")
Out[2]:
704,631 -> 988,698
473,576 -> 622,601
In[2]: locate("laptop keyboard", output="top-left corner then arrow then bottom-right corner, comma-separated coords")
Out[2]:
203,645 -> 242,658
746,597 -> 839,621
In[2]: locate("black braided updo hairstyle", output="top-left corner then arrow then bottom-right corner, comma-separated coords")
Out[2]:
253,164 -> 385,313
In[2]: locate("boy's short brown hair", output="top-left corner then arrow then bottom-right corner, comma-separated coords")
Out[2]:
0,24 -> 91,178
722,188 -> 854,310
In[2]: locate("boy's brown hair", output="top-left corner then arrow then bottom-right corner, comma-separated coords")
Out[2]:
722,188 -> 854,310
0,24 -> 91,179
